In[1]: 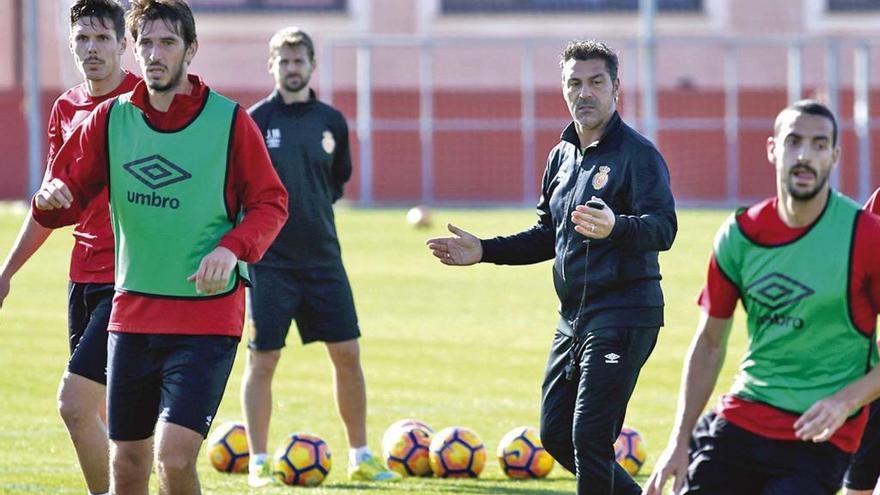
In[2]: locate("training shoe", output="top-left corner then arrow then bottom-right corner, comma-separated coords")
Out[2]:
348,455 -> 402,482
248,459 -> 275,488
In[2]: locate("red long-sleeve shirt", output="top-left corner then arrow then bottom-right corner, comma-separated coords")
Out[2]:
697,196 -> 880,453
47,71 -> 139,283
34,75 -> 288,337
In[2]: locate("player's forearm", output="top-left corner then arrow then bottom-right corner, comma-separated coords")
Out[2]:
221,191 -> 288,263
480,224 -> 556,265
31,196 -> 81,228
0,212 -> 53,280
829,363 -> 880,412
669,313 -> 732,446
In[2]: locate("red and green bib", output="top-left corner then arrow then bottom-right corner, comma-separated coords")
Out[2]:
714,191 -> 877,415
108,91 -> 245,298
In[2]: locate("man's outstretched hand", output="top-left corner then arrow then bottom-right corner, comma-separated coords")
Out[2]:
426,224 -> 482,266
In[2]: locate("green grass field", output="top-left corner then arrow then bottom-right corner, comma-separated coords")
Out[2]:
0,206 -> 749,494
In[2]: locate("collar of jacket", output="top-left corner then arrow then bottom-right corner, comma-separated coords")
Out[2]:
560,111 -> 622,149
270,87 -> 318,109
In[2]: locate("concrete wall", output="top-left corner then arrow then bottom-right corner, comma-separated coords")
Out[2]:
2,0 -> 880,202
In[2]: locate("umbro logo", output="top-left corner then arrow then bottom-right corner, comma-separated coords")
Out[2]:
123,154 -> 192,190
604,353 -> 620,364
746,272 -> 814,310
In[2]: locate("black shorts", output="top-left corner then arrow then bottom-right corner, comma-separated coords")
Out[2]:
685,412 -> 851,495
106,332 -> 238,441
67,282 -> 114,384
845,400 -> 880,490
247,264 -> 360,349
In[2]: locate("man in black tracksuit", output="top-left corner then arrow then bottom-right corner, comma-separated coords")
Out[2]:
240,27 -> 399,486
427,40 -> 676,494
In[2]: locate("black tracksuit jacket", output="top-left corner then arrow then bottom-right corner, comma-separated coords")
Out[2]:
481,112 -> 677,335
248,89 -> 351,269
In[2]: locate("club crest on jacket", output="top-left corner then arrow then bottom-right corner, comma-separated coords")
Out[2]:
322,130 -> 336,154
592,165 -> 611,190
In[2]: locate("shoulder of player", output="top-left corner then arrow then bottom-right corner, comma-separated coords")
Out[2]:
117,71 -> 141,94
864,187 -> 880,212
73,98 -> 117,132
313,100 -> 348,125
543,141 -> 574,175
550,138 -> 575,158
713,209 -> 742,246
709,198 -> 775,248
53,81 -> 91,108
610,122 -> 667,165
733,197 -> 776,233
856,208 -> 880,239
854,209 -> 880,273
246,96 -> 276,127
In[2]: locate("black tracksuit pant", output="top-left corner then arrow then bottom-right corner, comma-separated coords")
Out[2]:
540,326 -> 659,495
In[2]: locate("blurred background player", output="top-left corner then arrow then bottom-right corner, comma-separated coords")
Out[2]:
426,39 -> 676,495
31,1 -> 287,493
0,1 -> 137,494
240,27 -> 399,487
844,186 -> 880,495
646,100 -> 880,495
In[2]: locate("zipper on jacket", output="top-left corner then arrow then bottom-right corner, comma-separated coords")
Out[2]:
560,148 -> 594,283
565,238 -> 592,381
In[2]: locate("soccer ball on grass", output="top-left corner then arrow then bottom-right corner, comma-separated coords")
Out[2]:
406,205 -> 432,228
384,424 -> 433,476
206,421 -> 249,474
428,426 -> 486,478
497,426 -> 554,479
272,432 -> 332,486
614,426 -> 647,476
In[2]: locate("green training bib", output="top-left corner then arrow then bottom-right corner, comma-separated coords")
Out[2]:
714,191 -> 876,415
107,91 -> 244,298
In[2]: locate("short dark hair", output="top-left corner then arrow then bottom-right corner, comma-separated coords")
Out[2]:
560,40 -> 619,82
69,0 -> 126,42
126,0 -> 196,48
775,99 -> 839,146
269,27 -> 315,62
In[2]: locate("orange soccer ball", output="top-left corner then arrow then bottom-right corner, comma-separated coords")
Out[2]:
272,432 -> 332,486
428,426 -> 486,478
384,424 -> 433,477
614,426 -> 647,476
206,421 -> 249,474
497,426 -> 554,479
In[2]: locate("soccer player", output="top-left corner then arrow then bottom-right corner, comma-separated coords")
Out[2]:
426,40 -> 676,494
0,2 -> 136,493
31,1 -> 288,493
240,27 -> 399,487
843,188 -> 880,495
645,100 -> 880,495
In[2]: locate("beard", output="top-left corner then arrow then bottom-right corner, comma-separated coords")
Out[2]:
146,62 -> 185,93
282,73 -> 310,93
787,166 -> 829,201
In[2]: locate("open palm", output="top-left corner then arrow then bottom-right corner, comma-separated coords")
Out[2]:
425,223 -> 482,266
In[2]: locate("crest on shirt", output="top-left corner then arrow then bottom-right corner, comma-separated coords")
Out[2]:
592,165 -> 611,190
322,130 -> 336,155
265,128 -> 281,149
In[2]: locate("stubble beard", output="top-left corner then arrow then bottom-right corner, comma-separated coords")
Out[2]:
787,170 -> 829,201
283,74 -> 310,93
147,62 -> 185,93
